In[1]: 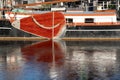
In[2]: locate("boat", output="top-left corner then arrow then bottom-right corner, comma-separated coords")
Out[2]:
12,11 -> 66,39
3,0 -> 120,38
5,7 -> 120,28
4,0 -> 78,38
5,9 -> 120,28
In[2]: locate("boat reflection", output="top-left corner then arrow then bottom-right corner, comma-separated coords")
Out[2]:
22,40 -> 65,64
20,40 -> 66,80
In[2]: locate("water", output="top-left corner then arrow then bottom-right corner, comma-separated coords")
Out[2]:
0,40 -> 120,80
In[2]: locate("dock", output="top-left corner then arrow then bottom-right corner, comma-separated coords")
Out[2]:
0,37 -> 48,41
0,37 -> 120,41
62,37 -> 120,41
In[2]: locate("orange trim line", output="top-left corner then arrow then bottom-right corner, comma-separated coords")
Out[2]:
95,10 -> 116,12
6,12 -> 32,15
65,14 -> 116,16
6,12 -> 116,16
67,22 -> 120,26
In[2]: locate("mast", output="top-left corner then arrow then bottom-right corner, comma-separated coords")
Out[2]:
117,0 -> 120,10
52,11 -> 54,40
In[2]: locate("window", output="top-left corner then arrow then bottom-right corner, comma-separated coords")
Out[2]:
66,18 -> 73,23
85,18 -> 94,23
23,1 -> 28,4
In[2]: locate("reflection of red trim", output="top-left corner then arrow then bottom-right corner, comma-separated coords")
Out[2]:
21,40 -> 64,65
20,12 -> 65,38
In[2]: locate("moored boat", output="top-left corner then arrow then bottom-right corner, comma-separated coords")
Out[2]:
3,0 -> 120,38
5,9 -> 120,29
12,11 -> 66,39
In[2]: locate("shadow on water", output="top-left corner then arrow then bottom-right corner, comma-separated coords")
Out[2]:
0,40 -> 120,80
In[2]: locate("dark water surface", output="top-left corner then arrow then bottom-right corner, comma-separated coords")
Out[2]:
0,40 -> 120,80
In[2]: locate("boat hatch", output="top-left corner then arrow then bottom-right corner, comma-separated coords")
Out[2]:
85,18 -> 94,23
66,18 -> 73,23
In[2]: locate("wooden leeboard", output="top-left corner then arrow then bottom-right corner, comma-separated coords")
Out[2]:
12,12 -> 66,39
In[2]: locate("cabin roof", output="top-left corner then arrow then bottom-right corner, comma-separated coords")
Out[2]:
64,10 -> 116,16
65,9 -> 116,14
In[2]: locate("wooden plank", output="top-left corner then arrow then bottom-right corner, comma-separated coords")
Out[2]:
0,37 -> 120,41
62,37 -> 120,41
0,37 -> 48,41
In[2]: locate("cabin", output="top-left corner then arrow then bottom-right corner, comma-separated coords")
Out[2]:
65,10 -> 118,27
